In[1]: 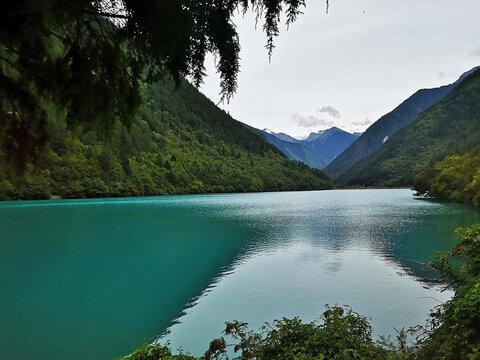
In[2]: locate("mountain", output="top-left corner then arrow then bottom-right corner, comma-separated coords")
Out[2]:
301,127 -> 361,164
256,129 -> 329,169
262,129 -> 300,143
325,67 -> 479,180
339,68 -> 480,187
256,127 -> 360,169
0,78 -> 332,200
304,130 -> 327,142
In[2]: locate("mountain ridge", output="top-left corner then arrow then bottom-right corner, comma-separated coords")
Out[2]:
255,128 -> 330,169
301,127 -> 361,164
339,67 -> 480,187
325,67 -> 479,180
256,127 -> 360,169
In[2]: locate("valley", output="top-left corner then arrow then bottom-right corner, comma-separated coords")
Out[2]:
1,2 -> 480,360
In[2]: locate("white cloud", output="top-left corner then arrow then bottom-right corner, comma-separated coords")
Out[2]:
470,46 -> 480,57
438,71 -> 457,79
317,106 -> 341,118
352,118 -> 372,126
200,1 -> 480,137
291,114 -> 335,128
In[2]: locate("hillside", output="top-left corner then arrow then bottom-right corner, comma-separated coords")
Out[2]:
255,129 -> 329,169
325,68 -> 478,180
0,79 -> 332,200
413,146 -> 480,205
339,68 -> 480,187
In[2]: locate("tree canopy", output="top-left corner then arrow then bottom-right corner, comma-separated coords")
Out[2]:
0,77 -> 332,200
0,0 -> 324,168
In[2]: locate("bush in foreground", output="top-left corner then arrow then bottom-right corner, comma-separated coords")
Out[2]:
123,307 -> 414,360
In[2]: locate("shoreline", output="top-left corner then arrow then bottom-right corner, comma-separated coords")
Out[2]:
0,187 -> 415,204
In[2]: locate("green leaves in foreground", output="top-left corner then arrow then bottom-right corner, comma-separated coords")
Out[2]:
204,307 -> 392,360
417,223 -> 480,360
125,343 -> 196,360
124,307 -> 413,360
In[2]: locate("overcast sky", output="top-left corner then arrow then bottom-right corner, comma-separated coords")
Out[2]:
199,0 -> 480,138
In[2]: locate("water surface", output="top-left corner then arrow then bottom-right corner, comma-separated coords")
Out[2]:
0,189 -> 478,359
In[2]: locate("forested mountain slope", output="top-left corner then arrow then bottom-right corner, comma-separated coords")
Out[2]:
325,67 -> 478,180
413,145 -> 480,205
339,68 -> 480,187
0,79 -> 332,200
255,129 -> 329,169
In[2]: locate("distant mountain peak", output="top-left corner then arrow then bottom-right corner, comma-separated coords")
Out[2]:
255,126 -> 360,168
260,126 -> 359,143
304,127 -> 351,142
262,130 -> 299,143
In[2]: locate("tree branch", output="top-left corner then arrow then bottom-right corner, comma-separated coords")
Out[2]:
83,10 -> 130,20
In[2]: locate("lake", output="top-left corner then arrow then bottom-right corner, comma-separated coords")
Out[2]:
1,189 -> 479,359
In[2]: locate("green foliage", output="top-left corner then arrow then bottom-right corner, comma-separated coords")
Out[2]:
203,307 -> 395,360
341,68 -> 480,187
415,224 -> 480,359
411,130 -> 480,359
413,152 -> 480,206
122,343 -> 196,360
1,0 -> 315,169
0,78 -> 332,200
122,307 -> 415,360
0,1 -> 142,168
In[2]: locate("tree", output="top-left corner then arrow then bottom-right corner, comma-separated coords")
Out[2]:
1,0 -> 325,169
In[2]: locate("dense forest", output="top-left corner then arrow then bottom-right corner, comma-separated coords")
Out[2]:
1,0 -> 314,170
0,78 -> 332,200
338,68 -> 480,187
2,0 -> 328,201
414,148 -> 480,205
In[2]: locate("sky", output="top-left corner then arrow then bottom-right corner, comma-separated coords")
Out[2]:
199,0 -> 480,138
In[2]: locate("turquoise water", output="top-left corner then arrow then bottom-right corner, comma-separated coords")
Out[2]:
0,189 -> 479,359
